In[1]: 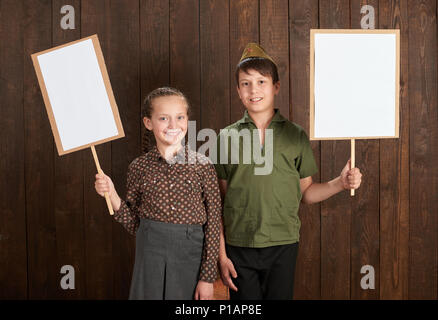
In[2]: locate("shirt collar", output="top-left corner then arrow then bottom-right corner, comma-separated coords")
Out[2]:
241,108 -> 286,124
150,144 -> 188,164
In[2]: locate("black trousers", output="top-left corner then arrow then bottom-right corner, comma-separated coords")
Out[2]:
226,242 -> 299,300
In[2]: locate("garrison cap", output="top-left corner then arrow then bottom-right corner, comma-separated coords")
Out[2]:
239,42 -> 276,66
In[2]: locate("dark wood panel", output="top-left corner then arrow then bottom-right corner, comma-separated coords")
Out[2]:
52,0 -> 85,299
170,0 -> 200,125
106,0 -> 140,300
0,0 -> 27,299
407,0 -> 437,300
260,0 -> 290,119
349,0 -> 380,300
200,0 -> 230,299
319,0 -> 352,300
229,0 -> 259,123
24,0 -> 56,299
200,0 -> 230,132
379,0 -> 410,300
81,0 -> 115,299
289,0 -> 321,300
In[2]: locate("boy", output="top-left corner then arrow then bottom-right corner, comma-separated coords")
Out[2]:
215,43 -> 362,300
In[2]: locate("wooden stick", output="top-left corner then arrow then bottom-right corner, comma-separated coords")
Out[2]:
91,145 -> 114,215
350,139 -> 355,196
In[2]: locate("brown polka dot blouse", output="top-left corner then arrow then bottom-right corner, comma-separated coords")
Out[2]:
113,145 -> 222,283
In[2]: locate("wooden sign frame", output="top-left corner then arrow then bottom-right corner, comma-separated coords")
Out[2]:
309,29 -> 400,141
31,34 -> 124,156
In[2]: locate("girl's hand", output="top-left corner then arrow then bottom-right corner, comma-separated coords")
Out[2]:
194,280 -> 214,300
340,159 -> 362,190
94,172 -> 115,198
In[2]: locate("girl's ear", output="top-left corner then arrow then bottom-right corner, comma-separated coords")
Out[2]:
143,117 -> 153,130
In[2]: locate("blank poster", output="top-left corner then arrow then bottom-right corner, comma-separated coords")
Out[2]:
312,31 -> 398,140
33,35 -> 124,154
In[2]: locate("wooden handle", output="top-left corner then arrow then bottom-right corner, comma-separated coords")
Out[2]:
350,139 -> 355,197
91,145 -> 114,215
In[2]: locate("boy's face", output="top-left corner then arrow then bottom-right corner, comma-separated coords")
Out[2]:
236,69 -> 280,115
143,95 -> 188,148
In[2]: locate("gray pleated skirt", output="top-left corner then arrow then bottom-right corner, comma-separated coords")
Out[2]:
129,218 -> 204,300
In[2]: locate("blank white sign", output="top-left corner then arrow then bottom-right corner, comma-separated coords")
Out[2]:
311,31 -> 399,139
33,35 -> 124,154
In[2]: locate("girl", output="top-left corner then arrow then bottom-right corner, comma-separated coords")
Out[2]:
95,87 -> 222,300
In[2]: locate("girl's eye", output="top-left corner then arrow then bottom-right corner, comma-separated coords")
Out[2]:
241,82 -> 248,86
259,80 -> 265,84
177,115 -> 185,120
159,117 -> 167,121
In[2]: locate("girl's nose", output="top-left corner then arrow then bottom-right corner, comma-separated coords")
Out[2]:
168,118 -> 177,128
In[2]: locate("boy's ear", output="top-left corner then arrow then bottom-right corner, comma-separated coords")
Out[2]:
143,117 -> 153,130
274,81 -> 280,95
236,85 -> 242,100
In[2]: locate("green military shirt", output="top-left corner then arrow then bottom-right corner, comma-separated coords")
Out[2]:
215,109 -> 318,248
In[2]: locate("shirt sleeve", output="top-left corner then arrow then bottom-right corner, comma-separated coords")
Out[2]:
198,162 -> 222,283
296,129 -> 318,178
113,160 -> 141,235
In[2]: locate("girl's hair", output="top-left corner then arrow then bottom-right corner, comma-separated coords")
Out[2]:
141,87 -> 190,154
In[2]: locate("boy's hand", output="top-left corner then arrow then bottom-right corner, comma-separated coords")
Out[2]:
194,280 -> 214,300
94,172 -> 115,198
219,257 -> 238,292
340,159 -> 362,190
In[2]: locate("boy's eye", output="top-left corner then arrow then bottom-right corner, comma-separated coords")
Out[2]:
177,115 -> 185,120
241,82 -> 249,86
259,80 -> 265,84
159,117 -> 167,121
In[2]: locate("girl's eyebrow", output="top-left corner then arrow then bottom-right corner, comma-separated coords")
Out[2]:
156,112 -> 186,116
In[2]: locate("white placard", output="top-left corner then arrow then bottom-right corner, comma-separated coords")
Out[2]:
32,35 -> 124,155
311,30 -> 399,140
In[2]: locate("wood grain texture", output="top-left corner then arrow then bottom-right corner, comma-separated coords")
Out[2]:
24,0 -> 56,299
0,0 -> 27,299
200,0 -> 230,132
407,0 -> 437,300
289,0 -> 321,300
379,0 -> 410,300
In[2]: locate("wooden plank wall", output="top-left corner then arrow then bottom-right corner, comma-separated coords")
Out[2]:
0,0 -> 436,300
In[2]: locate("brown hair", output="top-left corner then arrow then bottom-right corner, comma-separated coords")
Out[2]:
235,57 -> 279,86
141,87 -> 190,154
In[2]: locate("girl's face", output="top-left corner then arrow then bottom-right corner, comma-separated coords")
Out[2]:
143,95 -> 188,148
236,68 -> 280,114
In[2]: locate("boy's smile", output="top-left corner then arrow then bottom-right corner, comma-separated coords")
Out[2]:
237,69 -> 280,114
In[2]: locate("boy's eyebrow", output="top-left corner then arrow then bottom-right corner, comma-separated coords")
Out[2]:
239,76 -> 269,82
